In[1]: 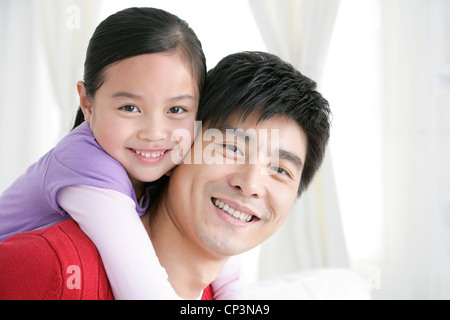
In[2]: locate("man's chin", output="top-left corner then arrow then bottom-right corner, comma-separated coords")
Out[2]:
204,237 -> 257,257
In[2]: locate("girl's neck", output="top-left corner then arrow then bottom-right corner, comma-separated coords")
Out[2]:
129,176 -> 145,201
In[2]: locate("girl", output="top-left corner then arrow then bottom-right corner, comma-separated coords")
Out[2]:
0,7 -> 243,299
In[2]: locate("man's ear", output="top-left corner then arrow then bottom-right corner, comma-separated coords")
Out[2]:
77,81 -> 93,124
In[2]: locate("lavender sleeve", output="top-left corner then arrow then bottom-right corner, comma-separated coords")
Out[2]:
0,122 -> 137,242
44,122 -> 136,215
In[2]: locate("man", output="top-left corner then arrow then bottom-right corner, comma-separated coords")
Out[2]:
0,51 -> 331,299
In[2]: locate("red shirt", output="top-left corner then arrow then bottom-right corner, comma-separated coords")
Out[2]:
0,219 -> 212,300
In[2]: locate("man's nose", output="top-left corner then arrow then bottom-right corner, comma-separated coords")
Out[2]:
229,163 -> 267,199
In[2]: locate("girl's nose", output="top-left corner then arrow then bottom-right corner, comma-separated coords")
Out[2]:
137,114 -> 167,141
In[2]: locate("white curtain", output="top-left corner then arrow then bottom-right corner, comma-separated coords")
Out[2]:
0,0 -> 101,193
248,0 -> 348,278
376,0 -> 450,300
38,0 -> 101,133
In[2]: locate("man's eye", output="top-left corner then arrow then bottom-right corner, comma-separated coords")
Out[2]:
271,166 -> 291,178
120,105 -> 139,112
225,144 -> 237,152
168,106 -> 186,114
223,144 -> 244,156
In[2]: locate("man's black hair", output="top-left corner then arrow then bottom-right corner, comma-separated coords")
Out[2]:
197,51 -> 332,196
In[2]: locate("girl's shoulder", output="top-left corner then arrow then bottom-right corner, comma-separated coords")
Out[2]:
53,122 -> 126,176
44,122 -> 134,200
55,122 -> 104,158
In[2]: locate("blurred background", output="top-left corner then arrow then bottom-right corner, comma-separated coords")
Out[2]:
0,0 -> 449,299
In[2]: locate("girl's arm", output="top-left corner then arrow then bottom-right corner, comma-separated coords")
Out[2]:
211,255 -> 248,300
57,185 -> 181,300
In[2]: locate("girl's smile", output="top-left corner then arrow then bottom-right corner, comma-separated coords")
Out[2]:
129,148 -> 171,164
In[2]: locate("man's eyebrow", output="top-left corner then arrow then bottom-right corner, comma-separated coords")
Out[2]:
275,149 -> 304,173
217,125 -> 257,144
217,125 -> 304,171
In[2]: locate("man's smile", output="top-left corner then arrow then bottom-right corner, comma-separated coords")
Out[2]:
211,197 -> 259,223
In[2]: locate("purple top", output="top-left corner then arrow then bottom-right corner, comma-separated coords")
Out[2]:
0,122 -> 151,242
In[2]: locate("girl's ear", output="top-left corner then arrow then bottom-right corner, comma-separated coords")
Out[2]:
77,81 -> 93,123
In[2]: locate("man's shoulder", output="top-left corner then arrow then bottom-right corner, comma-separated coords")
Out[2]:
2,219 -> 93,256
0,220 -> 113,299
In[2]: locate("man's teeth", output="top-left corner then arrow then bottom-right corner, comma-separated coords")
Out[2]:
213,198 -> 253,223
134,150 -> 166,158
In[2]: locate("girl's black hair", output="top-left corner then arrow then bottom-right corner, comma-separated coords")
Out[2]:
197,51 -> 332,196
72,7 -> 206,129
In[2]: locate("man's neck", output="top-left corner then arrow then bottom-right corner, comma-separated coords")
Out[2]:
141,195 -> 228,299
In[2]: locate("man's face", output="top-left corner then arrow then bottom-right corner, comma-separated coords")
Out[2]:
165,112 -> 307,257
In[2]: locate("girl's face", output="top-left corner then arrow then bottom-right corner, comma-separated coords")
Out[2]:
78,52 -> 198,193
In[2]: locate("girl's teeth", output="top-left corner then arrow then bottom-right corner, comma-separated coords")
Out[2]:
212,198 -> 253,223
135,150 -> 166,158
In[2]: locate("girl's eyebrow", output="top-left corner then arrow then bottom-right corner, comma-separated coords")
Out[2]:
166,94 -> 197,103
112,91 -> 142,99
112,91 -> 197,103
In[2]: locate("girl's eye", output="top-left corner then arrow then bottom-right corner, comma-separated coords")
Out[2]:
120,105 -> 139,112
168,106 -> 186,114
